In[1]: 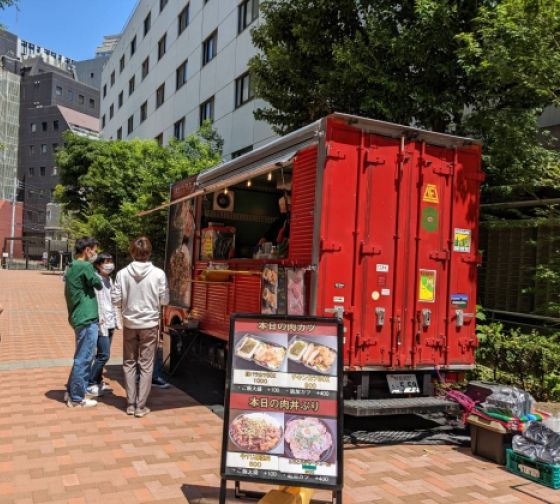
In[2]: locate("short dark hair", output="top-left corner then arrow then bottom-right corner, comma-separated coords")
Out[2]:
129,236 -> 152,261
93,252 -> 113,266
74,237 -> 98,255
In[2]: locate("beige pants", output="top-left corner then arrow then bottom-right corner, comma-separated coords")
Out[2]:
123,326 -> 158,409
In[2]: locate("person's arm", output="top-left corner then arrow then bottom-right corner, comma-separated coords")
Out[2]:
85,264 -> 103,290
159,272 -> 170,306
111,271 -> 123,306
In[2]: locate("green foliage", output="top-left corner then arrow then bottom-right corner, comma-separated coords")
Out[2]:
55,124 -> 222,266
474,322 -> 560,401
250,0 -> 560,192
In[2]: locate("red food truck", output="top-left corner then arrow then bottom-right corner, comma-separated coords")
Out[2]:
160,113 -> 483,414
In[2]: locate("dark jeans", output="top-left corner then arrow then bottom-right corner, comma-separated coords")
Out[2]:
67,322 -> 98,402
89,328 -> 114,386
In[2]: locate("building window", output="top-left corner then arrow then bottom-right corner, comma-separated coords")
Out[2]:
103,84 -> 107,98
235,72 -> 254,108
130,36 -> 137,57
29,145 -> 34,154
140,101 -> 148,122
117,127 -> 122,140
118,91 -> 123,108
79,94 -> 85,105
52,166 -> 57,176
42,121 -> 48,132
29,167 -> 34,176
40,166 -> 46,176
68,89 -> 74,102
120,55 -> 125,73
202,31 -> 218,66
231,145 -> 253,159
156,83 -> 165,108
53,120 -> 59,130
110,104 -> 114,119
55,86 -> 62,96
129,75 -> 135,96
31,123 -> 36,132
178,4 -> 189,35
89,98 -> 95,108
110,71 -> 115,86
174,117 -> 185,140
199,96 -> 214,125
238,0 -> 259,34
52,143 -> 58,152
160,0 -> 168,11
144,12 -> 151,36
127,115 -> 134,135
102,115 -> 106,128
142,57 -> 149,80
158,33 -> 167,60
41,144 -> 47,153
155,132 -> 163,146
176,59 -> 188,90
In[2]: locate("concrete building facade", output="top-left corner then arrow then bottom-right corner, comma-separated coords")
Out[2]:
100,0 -> 275,158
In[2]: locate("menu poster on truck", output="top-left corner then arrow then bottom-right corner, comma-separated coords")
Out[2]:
220,314 -> 344,494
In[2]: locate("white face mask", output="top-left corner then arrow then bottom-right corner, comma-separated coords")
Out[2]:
101,263 -> 115,274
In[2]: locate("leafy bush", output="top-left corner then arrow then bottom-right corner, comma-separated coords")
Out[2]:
474,322 -> 560,401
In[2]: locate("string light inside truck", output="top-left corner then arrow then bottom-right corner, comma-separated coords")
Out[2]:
223,187 -> 228,194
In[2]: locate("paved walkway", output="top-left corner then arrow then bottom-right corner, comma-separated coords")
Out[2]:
0,270 -> 559,504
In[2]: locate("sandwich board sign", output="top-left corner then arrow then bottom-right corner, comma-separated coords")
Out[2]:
219,314 -> 343,503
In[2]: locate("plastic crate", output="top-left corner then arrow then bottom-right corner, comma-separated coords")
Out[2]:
506,449 -> 560,489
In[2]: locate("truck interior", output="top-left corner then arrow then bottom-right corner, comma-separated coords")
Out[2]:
199,166 -> 293,261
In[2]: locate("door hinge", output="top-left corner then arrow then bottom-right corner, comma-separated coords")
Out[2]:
461,254 -> 483,266
326,145 -> 346,160
359,242 -> 382,256
364,150 -> 386,166
434,164 -> 454,176
320,240 -> 342,253
429,250 -> 450,261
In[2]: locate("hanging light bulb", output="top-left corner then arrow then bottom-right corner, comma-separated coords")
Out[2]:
224,187 -> 228,195
246,179 -> 252,187
267,172 -> 272,181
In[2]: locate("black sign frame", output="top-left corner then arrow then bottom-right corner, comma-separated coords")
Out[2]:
219,314 -> 344,503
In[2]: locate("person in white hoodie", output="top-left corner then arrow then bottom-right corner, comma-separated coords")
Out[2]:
112,236 -> 169,417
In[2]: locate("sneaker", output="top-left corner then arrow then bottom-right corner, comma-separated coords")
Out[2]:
100,381 -> 112,392
151,376 -> 171,389
126,405 -> 135,416
86,384 -> 101,397
67,397 -> 98,408
134,407 -> 151,418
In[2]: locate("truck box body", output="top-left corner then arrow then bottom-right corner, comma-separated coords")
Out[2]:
163,114 -> 483,372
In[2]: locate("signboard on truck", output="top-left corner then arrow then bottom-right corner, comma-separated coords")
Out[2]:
219,314 -> 343,501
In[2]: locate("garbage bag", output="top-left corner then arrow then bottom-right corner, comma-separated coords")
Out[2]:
513,434 -> 539,460
480,386 -> 535,418
513,423 -> 560,464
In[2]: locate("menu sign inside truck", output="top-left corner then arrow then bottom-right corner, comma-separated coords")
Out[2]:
220,315 -> 343,497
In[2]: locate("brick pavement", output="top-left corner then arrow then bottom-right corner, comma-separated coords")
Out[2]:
1,270 -> 559,503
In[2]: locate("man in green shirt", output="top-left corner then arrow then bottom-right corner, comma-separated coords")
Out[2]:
64,237 -> 103,407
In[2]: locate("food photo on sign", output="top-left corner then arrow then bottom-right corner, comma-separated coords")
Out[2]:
234,332 -> 288,373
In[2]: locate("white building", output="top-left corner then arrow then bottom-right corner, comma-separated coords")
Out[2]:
100,0 -> 275,159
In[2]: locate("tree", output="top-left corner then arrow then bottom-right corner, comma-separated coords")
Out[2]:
250,0 -> 560,193
54,124 -> 222,265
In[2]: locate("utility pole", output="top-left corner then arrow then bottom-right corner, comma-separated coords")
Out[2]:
9,176 -> 17,257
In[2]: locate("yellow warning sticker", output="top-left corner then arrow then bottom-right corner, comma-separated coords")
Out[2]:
423,184 -> 439,203
418,269 -> 436,303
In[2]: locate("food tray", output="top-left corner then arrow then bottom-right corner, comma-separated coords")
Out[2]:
235,334 -> 287,371
506,449 -> 560,489
287,338 -> 337,375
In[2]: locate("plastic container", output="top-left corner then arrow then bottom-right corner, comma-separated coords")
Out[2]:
467,414 -> 512,465
506,449 -> 560,489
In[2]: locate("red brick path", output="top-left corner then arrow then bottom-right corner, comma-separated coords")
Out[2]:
0,271 -> 558,503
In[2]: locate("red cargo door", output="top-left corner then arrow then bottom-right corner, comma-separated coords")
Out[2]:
411,143 -> 455,367
446,146 -> 483,366
352,133 -> 402,367
316,121 -> 361,366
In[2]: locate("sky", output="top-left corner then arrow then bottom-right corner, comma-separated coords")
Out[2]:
0,0 -> 139,60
